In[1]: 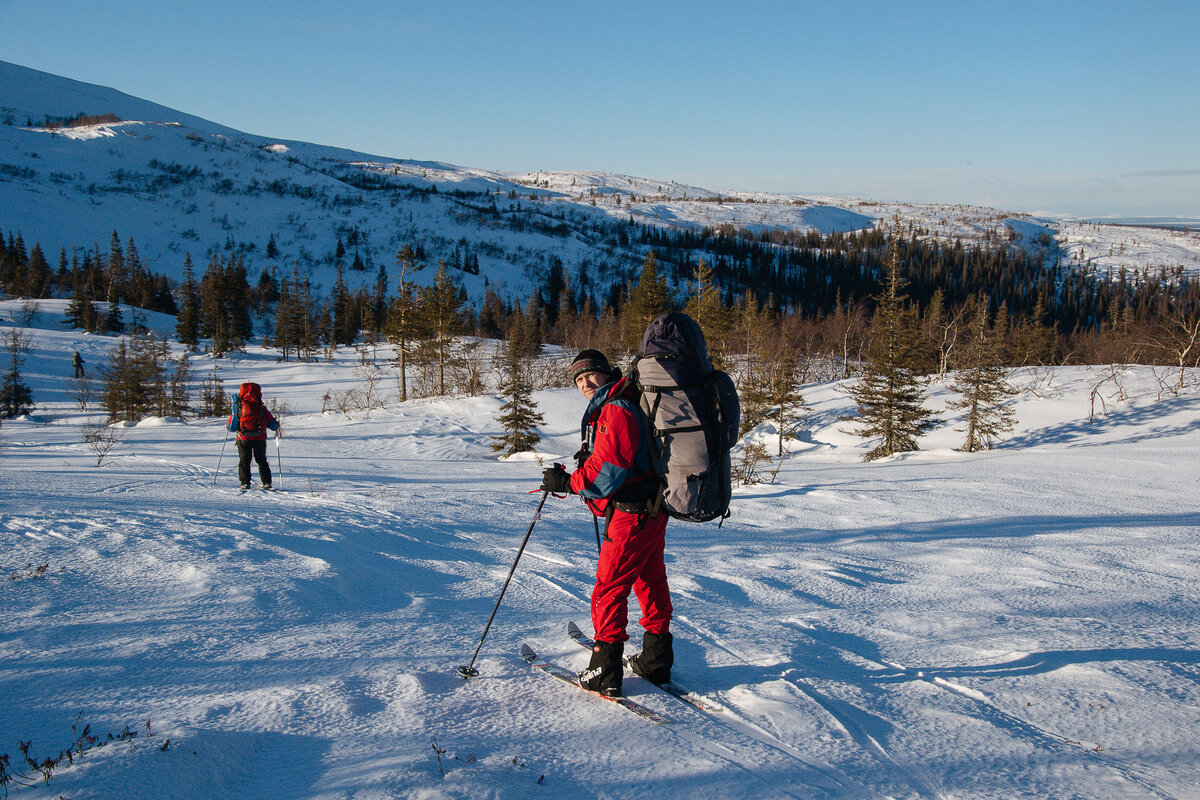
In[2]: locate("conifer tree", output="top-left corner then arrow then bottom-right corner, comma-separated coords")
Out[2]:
947,296 -> 1018,452
684,258 -> 731,368
199,254 -> 229,354
106,231 -> 124,304
24,244 -> 49,298
623,251 -> 673,351
291,269 -> 320,361
272,266 -> 319,362
417,259 -> 466,396
100,337 -> 146,422
371,260 -> 388,339
126,237 -> 151,308
198,370 -> 230,418
767,354 -> 809,456
167,351 -> 193,418
332,262 -> 357,346
198,254 -> 251,355
734,293 -> 777,437
846,235 -> 936,461
0,330 -> 34,419
477,285 -> 507,341
103,301 -> 125,335
385,245 -> 424,401
175,254 -> 201,346
491,341 -> 546,456
226,256 -> 253,345
506,293 -> 544,359
554,267 -> 579,344
64,266 -> 100,332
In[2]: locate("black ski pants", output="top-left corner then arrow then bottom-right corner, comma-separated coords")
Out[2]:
236,438 -> 272,487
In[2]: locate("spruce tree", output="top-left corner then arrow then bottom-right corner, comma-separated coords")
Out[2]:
175,254 -> 201,346
760,342 -> 810,456
332,262 -> 357,346
99,330 -> 166,423
126,237 -> 151,308
0,331 -> 34,419
24,244 -> 49,298
64,270 -> 100,332
371,261 -> 388,339
106,230 -> 124,304
417,259 -> 466,396
684,258 -> 731,368
198,370 -> 230,418
623,251 -> 672,351
167,351 -> 193,418
846,235 -> 936,461
947,296 -> 1018,452
226,256 -> 253,346
385,245 -> 424,400
734,293 -> 777,437
103,301 -> 125,335
491,341 -> 546,456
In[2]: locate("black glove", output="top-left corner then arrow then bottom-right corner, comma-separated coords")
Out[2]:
572,447 -> 591,470
540,464 -> 573,494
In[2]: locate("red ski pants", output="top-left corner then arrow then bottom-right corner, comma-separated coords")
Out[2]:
591,509 -> 672,644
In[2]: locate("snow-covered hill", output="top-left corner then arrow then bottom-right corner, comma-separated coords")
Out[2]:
2,298 -> 1199,799
4,59 -> 1199,309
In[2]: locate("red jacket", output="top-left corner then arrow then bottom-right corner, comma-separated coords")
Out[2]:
570,377 -> 656,516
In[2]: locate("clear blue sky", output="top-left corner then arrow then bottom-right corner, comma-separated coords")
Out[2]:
2,0 -> 1196,219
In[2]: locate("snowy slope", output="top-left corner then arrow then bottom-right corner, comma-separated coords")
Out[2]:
4,58 -> 1200,309
2,299 -> 1199,799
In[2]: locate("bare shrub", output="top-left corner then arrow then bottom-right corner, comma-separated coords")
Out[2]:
67,375 -> 96,411
81,419 -> 126,466
733,441 -> 782,485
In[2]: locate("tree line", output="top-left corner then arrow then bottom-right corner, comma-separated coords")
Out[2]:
5,222 -> 1197,459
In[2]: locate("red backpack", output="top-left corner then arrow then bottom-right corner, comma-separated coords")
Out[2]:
237,382 -> 266,436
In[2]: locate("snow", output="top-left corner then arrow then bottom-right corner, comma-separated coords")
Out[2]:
2,297 -> 1199,799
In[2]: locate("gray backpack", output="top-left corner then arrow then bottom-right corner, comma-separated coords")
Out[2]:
633,312 -> 740,522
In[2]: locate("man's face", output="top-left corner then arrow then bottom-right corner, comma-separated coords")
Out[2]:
575,370 -> 607,400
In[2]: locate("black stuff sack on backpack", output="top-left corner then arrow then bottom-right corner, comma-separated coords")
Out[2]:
633,312 -> 740,522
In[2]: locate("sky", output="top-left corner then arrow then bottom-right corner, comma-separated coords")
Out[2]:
2,0 -> 1197,219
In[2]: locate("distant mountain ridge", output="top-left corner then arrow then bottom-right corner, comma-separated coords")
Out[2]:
2,59 -> 1199,303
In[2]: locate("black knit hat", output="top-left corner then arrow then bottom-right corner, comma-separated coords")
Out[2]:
571,349 -> 613,382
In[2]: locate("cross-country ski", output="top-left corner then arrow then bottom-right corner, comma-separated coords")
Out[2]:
567,621 -> 724,713
519,643 -> 670,725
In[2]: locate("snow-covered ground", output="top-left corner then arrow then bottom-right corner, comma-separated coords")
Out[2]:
2,298 -> 1199,799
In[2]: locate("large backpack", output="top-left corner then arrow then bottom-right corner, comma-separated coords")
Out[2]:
236,382 -> 266,437
633,312 -> 740,522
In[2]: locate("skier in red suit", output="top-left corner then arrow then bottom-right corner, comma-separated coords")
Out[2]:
540,349 -> 673,697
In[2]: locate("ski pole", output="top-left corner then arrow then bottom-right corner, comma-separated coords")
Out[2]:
214,426 -> 231,486
593,515 -> 602,555
274,432 -> 283,490
457,490 -> 550,679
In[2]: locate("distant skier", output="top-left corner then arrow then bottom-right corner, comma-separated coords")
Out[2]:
72,351 -> 85,378
539,349 -> 673,698
227,382 -> 280,490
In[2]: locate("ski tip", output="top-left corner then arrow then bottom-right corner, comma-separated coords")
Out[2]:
567,621 -> 584,639
519,643 -> 538,663
455,665 -> 479,680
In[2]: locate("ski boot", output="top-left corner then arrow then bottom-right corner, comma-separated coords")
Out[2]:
628,630 -> 673,685
579,640 -> 623,697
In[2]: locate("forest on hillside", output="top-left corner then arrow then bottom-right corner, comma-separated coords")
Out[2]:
3,217 -> 1198,466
